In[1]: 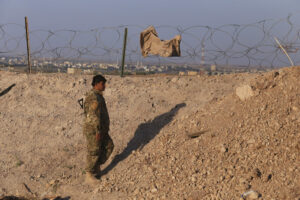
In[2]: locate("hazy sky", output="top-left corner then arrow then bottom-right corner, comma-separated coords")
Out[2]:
1,0 -> 300,67
1,0 -> 300,29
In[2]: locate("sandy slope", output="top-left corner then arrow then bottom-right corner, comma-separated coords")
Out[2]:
0,69 -> 299,200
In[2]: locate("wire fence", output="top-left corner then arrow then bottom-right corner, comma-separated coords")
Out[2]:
1,14 -> 300,72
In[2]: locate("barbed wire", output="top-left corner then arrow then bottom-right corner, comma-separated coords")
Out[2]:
1,14 -> 300,68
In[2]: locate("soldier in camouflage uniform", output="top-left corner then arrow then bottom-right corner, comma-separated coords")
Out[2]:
83,74 -> 114,184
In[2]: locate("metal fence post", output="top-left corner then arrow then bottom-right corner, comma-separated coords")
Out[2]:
25,16 -> 31,73
121,27 -> 128,77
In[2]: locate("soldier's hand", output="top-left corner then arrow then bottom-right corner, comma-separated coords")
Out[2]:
96,133 -> 101,142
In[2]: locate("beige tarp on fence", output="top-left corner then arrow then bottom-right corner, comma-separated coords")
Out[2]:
140,26 -> 181,57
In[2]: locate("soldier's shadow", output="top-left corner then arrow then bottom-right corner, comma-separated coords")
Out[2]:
101,103 -> 186,176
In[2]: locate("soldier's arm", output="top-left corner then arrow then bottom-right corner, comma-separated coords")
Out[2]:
84,94 -> 101,135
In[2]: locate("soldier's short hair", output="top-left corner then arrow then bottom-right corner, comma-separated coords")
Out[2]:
92,74 -> 107,86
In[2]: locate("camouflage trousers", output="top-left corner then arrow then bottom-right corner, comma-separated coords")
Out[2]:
84,132 -> 114,175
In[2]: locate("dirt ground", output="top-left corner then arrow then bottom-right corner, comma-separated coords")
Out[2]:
0,68 -> 299,200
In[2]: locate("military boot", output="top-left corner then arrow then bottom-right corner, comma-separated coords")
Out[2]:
85,172 -> 100,185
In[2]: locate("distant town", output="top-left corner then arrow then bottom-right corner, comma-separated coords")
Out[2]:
0,56 -> 273,75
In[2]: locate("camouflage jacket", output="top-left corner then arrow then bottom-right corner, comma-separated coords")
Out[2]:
83,89 -> 110,135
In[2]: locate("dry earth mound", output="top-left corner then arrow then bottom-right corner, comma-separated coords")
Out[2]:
0,68 -> 299,199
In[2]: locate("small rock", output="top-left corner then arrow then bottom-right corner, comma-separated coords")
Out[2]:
292,106 -> 299,112
93,187 -> 101,194
151,188 -> 158,193
133,188 -> 140,195
220,144 -> 228,153
79,78 -> 87,85
171,77 -> 178,83
191,176 -> 197,182
236,85 -> 254,101
37,174 -> 44,178
247,191 -> 259,199
49,179 -> 59,185
247,138 -> 256,144
260,104 -> 267,111
242,190 -> 260,200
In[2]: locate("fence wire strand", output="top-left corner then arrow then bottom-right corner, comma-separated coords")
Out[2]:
1,15 -> 300,68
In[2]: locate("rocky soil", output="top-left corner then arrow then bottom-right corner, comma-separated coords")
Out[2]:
0,67 -> 299,200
